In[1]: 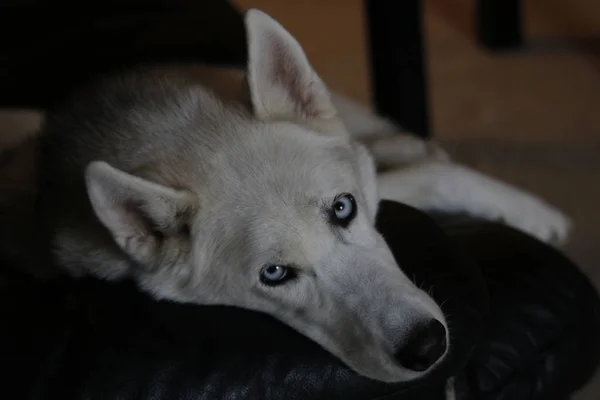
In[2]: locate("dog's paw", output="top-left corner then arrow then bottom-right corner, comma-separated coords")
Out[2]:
494,194 -> 572,245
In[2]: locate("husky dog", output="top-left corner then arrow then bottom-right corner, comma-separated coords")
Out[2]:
0,8 -> 569,389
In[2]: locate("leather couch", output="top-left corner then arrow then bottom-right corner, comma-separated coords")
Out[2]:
2,200 -> 599,399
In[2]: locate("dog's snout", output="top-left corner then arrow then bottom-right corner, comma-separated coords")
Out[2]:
394,319 -> 447,372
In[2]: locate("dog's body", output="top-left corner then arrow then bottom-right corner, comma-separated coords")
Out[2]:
0,8 -> 570,392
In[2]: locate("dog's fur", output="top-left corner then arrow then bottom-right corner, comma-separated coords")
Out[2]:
0,9 -> 570,389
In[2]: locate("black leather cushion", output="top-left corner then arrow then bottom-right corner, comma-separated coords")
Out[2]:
434,217 -> 600,400
2,201 -> 599,400
0,200 -> 487,400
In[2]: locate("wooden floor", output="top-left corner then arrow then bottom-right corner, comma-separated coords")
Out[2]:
236,1 -> 600,398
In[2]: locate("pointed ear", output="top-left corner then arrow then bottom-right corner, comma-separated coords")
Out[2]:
85,161 -> 193,267
244,9 -> 336,122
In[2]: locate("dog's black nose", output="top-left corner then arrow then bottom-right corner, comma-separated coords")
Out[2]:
394,319 -> 447,372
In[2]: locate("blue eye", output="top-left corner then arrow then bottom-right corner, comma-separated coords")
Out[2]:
331,193 -> 357,227
260,265 -> 291,286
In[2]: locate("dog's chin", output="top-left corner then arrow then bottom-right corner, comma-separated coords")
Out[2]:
339,346 -> 450,384
329,349 -> 420,384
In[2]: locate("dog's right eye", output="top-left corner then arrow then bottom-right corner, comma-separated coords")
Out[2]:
330,193 -> 357,228
260,265 -> 295,286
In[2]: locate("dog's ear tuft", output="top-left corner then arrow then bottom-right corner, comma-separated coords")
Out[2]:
85,161 -> 193,267
244,9 -> 336,123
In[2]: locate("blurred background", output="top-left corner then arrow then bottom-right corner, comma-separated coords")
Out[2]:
233,0 -> 600,397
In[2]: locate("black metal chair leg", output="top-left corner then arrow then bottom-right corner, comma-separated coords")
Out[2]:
364,0 -> 431,139
477,0 -> 523,51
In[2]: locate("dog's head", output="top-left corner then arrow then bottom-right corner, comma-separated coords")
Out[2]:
83,9 -> 448,383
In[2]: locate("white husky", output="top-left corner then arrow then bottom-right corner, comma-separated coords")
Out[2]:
0,9 -> 569,388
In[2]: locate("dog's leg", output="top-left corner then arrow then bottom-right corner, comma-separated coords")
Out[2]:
331,94 -> 571,243
378,161 -> 571,244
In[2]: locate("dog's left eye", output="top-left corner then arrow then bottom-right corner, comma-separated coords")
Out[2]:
260,265 -> 295,286
330,193 -> 357,227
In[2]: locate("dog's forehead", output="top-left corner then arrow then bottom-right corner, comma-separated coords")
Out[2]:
210,120 -> 360,197
192,121 -> 361,257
